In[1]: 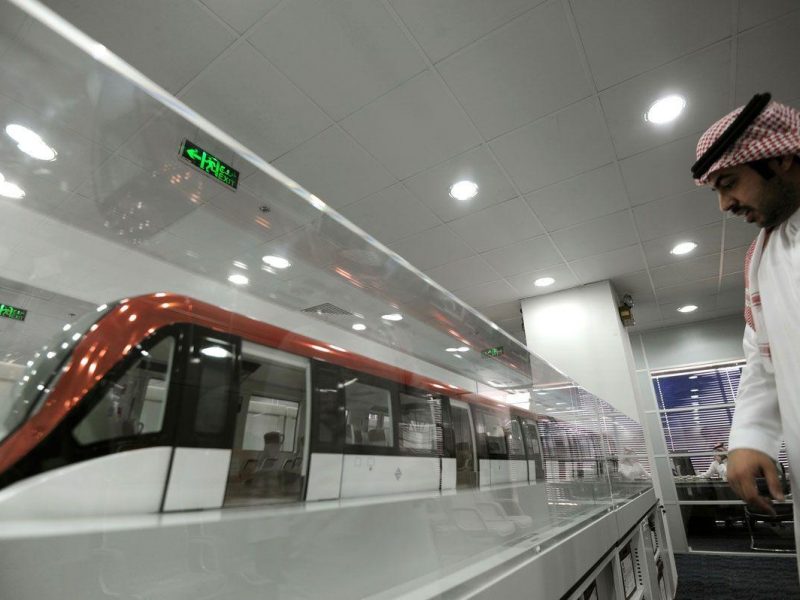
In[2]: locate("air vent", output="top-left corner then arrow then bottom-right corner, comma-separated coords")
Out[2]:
302,303 -> 354,317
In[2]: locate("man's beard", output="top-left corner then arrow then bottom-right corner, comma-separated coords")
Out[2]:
760,176 -> 800,229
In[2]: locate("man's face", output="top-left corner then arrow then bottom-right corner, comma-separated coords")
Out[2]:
711,159 -> 800,229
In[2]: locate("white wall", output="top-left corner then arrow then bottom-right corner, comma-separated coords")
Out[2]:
630,315 -> 745,372
520,281 -> 641,420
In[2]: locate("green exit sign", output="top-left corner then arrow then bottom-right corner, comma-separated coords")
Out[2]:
180,139 -> 239,190
0,303 -> 27,321
481,346 -> 504,358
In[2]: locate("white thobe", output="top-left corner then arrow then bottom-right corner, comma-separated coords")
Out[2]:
729,208 -> 800,562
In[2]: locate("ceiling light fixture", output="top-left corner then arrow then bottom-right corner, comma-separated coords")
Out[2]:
0,172 -> 25,199
645,95 -> 686,124
352,323 -> 366,331
228,273 -> 249,286
457,346 -> 469,352
381,313 -> 403,321
5,124 -> 57,161
200,346 -> 231,359
262,255 -> 291,269
446,347 -> 459,352
534,276 -> 555,287
677,304 -> 698,313
449,180 -> 478,201
670,241 -> 697,256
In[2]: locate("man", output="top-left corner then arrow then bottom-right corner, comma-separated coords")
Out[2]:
692,94 -> 800,523
700,443 -> 728,481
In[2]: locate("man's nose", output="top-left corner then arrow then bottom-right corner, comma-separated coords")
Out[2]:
718,192 -> 736,213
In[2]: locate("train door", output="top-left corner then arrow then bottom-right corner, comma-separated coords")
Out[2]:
519,416 -> 545,482
449,399 -> 477,489
222,341 -> 309,507
162,329 -> 239,511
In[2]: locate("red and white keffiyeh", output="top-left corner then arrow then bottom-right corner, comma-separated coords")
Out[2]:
695,100 -> 800,185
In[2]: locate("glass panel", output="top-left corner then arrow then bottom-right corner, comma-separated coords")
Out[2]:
398,392 -> 438,454
73,337 -> 174,445
450,403 -> 476,489
345,381 -> 392,447
194,336 -> 236,435
507,418 -> 525,459
474,408 -> 507,458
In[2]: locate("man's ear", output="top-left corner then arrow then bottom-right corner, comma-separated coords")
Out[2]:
772,154 -> 795,173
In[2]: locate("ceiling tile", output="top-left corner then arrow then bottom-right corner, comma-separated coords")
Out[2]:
653,275 -> 719,304
719,272 -> 745,294
0,3 -> 28,61
491,98 -> 613,193
200,0 -> 281,33
453,279 -> 519,309
525,164 -> 628,231
481,235 -> 563,277
449,197 -> 544,253
571,0 -> 732,90
248,0 -> 426,121
569,244 -> 646,282
600,42 -> 731,158
715,288 -> 744,311
388,224 -> 474,270
619,134 -> 699,206
551,210 -> 638,261
479,300 -> 522,323
632,188 -> 722,241
181,43 -> 330,162
0,20 -> 158,151
41,0 -> 236,94
506,264 -> 580,298
610,271 -> 655,302
424,254 -> 502,291
650,252 -> 721,289
437,1 -> 591,139
389,0 -> 544,63
722,246 -> 747,275
642,221 -> 722,268
272,126 -> 396,209
158,205 -> 264,260
403,145 -> 516,222
722,214 -> 759,249
340,183 -> 441,244
75,155 -> 202,239
340,72 -> 482,180
738,1 -> 800,32
736,11 -> 800,104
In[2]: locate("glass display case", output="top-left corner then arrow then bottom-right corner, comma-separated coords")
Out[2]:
0,1 -> 661,598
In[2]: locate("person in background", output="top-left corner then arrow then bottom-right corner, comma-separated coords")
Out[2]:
692,94 -> 799,525
701,443 -> 728,481
618,447 -> 650,481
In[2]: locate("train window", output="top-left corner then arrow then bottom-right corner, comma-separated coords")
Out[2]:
474,408 -> 508,459
507,419 -> 526,459
225,347 -> 307,507
398,392 -> 438,454
72,337 -> 175,446
450,401 -> 477,488
345,381 -> 393,447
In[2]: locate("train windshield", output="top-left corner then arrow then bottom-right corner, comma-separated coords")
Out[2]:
0,303 -> 116,444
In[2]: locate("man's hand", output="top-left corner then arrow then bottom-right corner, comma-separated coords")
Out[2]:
727,448 -> 784,514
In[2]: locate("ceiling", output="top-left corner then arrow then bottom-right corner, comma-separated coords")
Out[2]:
2,0 -> 799,352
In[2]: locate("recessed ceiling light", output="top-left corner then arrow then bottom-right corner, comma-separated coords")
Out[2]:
670,241 -> 697,256
690,394 -> 699,399
446,347 -> 459,352
690,388 -> 699,392
201,346 -> 231,359
689,375 -> 698,380
457,346 -> 469,352
646,95 -> 686,124
381,313 -> 403,321
232,260 -> 248,270
0,173 -> 25,199
5,124 -> 57,161
228,273 -> 249,286
449,180 -> 478,201
534,276 -> 555,287
262,255 -> 291,269
352,323 -> 366,331
677,304 -> 698,313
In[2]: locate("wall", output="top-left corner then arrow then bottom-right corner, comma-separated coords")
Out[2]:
521,280 -> 641,420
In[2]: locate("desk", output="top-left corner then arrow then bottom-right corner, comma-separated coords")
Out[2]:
675,478 -> 738,501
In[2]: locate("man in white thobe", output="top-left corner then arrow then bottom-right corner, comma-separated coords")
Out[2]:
693,95 -> 800,561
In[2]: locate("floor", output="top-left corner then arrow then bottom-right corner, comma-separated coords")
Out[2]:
675,553 -> 800,599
